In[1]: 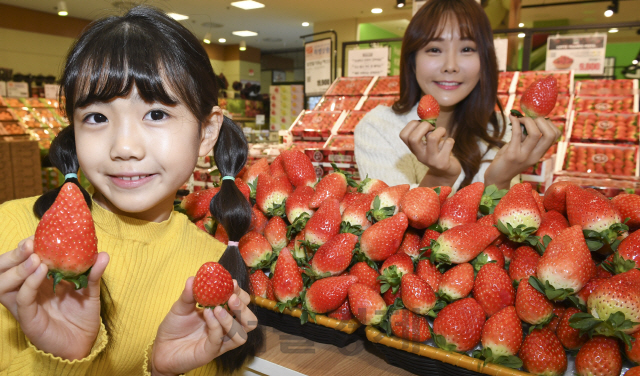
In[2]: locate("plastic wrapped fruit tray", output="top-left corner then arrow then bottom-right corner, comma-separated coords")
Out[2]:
368,76 -> 400,96
497,71 -> 517,94
325,76 -> 374,96
337,110 -> 367,135
573,96 -> 638,114
0,122 -> 27,135
575,79 -> 638,97
559,142 -> 638,179
2,97 -> 23,108
359,96 -> 399,111
569,112 -> 639,144
513,94 -> 572,120
314,95 -> 362,112
289,111 -> 343,141
516,71 -> 573,95
252,296 -> 362,348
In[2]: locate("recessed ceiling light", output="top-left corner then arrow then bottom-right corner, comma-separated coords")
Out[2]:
608,28 -> 618,33
519,23 -> 524,27
633,59 -> 639,65
604,9 -> 614,17
239,41 -> 247,51
232,30 -> 258,37
167,12 -> 189,21
371,8 -> 383,13
57,1 -> 68,16
203,33 -> 212,44
219,38 -> 226,43
231,1 -> 265,10
518,33 -> 525,38
302,22 -> 310,27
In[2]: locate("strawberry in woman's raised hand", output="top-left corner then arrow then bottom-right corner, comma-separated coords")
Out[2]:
192,262 -> 234,308
417,94 -> 439,126
516,75 -> 558,119
34,182 -> 98,291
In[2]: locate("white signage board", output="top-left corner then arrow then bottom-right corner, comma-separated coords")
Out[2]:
44,84 -> 60,99
546,33 -> 607,75
7,81 -> 28,97
347,47 -> 389,77
0,81 -> 6,97
494,38 -> 508,72
305,38 -> 333,96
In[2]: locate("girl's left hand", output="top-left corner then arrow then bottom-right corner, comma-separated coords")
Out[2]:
484,114 -> 561,189
150,278 -> 257,376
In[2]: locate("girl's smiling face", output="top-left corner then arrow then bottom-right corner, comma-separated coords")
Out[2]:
414,16 -> 481,112
74,86 -> 221,222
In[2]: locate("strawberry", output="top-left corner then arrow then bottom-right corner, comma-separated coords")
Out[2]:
255,173 -> 292,217
389,308 -> 432,342
34,183 -> 98,290
627,367 -> 640,376
348,283 -> 388,325
433,298 -> 486,352
531,189 -> 546,215
494,182 -> 542,243
291,230 -> 308,264
379,253 -> 414,294
397,228 -> 422,260
603,229 -> 640,274
302,275 -> 358,322
399,187 -> 440,229
543,181 -> 573,215
477,213 -> 495,226
238,231 -> 275,269
417,94 -> 439,125
471,245 -> 505,272
304,198 -> 342,250
213,223 -> 228,245
382,285 -> 402,306
516,279 -> 555,326
430,223 -> 501,265
249,269 -> 275,301
437,263 -> 475,302
498,240 -> 519,265
575,277 -> 608,308
518,329 -> 567,376
479,184 -> 509,215
612,193 -> 640,231
401,273 -> 437,315
349,262 -> 381,292
477,306 -> 523,368
416,259 -> 442,292
534,210 -> 570,254
194,216 -> 214,234
281,149 -> 317,188
359,213 -> 408,262
519,75 -> 558,118
340,193 -> 375,235
192,262 -> 233,310
243,158 -> 270,198
309,167 -> 357,209
357,176 -> 388,195
556,307 -> 587,350
626,331 -> 640,364
249,205 -> 268,234
264,216 -> 288,252
438,182 -> 484,231
234,177 -> 251,202
473,263 -> 515,317
508,246 -> 540,286
272,248 -> 304,310
285,185 -> 315,238
368,184 -> 410,222
269,154 -> 287,177
419,229 -> 441,258
309,233 -> 358,278
339,192 -> 362,214
432,185 -> 452,208
327,299 -> 353,321
180,187 -> 219,221
575,336 -> 622,376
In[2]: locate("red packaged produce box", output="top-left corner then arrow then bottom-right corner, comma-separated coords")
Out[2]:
570,112 -> 638,143
573,96 -> 637,114
22,98 -> 46,107
0,122 -> 27,135
553,175 -> 640,198
497,71 -> 516,94
325,135 -> 354,150
513,94 -> 571,120
516,71 -> 573,95
302,136 -> 355,164
0,109 -> 15,121
496,94 -> 510,112
289,111 -> 342,141
325,77 -> 373,96
368,76 -> 400,96
337,110 -> 367,135
312,162 -> 360,180
314,96 -> 361,111
561,142 -> 638,178
359,95 -> 399,111
575,79 -> 638,97
3,98 -> 23,108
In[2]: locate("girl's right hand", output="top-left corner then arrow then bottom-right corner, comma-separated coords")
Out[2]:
0,236 -> 110,361
400,120 -> 461,185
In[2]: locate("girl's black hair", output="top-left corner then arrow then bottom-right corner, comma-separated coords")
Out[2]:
33,5 -> 262,372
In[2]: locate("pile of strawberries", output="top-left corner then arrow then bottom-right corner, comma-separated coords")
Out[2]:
564,143 -> 637,177
571,113 -> 639,143
182,151 -> 640,376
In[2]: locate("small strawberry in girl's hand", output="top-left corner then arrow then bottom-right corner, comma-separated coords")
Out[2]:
34,182 -> 98,291
192,262 -> 234,308
417,94 -> 439,125
518,75 -> 558,118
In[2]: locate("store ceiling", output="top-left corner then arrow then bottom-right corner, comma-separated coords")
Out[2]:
0,0 -> 638,51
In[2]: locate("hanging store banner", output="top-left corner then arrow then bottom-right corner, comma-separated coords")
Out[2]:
545,33 -> 607,75
347,47 -> 389,77
305,38 -> 333,96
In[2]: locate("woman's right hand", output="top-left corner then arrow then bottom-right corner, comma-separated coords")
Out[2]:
0,236 -> 110,361
400,120 -> 461,185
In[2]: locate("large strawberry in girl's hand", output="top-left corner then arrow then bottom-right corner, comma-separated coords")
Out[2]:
519,75 -> 558,118
34,182 -> 98,291
417,94 -> 439,125
192,262 -> 234,308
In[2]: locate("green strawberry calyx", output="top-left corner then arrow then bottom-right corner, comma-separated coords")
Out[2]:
602,252 -> 638,275
376,298 -> 404,337
472,348 -> 523,369
286,212 -> 310,239
583,221 -> 629,253
496,220 -> 538,244
339,221 -> 364,236
479,185 -> 508,215
569,311 -> 639,350
49,267 -> 92,292
528,275 -> 574,302
330,163 -> 358,188
377,265 -> 403,295
366,196 -> 395,224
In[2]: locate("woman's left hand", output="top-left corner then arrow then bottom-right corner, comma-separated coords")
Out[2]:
150,278 -> 257,376
484,114 -> 561,189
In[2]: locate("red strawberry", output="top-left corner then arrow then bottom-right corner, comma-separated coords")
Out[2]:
480,306 -> 523,365
575,277 -> 608,307
399,187 -> 440,229
612,193 -> 640,231
192,262 -> 234,308
269,154 -> 287,177
519,75 -> 558,118
627,367 -> 640,376
310,233 -> 358,278
213,223 -> 229,245
534,210 -> 570,253
471,245 -> 505,272
243,158 -> 270,197
379,253 -> 414,294
494,182 -> 542,243
556,307 -> 587,350
604,229 -> 640,274
438,263 -> 475,302
417,94 -> 440,125
304,198 -> 342,249
433,298 -> 486,352
546,306 -> 564,334
234,177 -> 251,202
249,205 -> 268,234
397,228 -> 422,260
516,279 -> 555,326
34,183 -> 98,290
180,187 -> 220,221
431,185 -> 452,208
498,240 -> 519,265
340,193 -> 375,235
531,189 -> 546,215
249,270 -> 275,300
348,283 -> 388,325
349,262 -> 381,292
416,259 -> 442,292
477,213 -> 495,226
389,309 -> 432,342
586,269 -> 640,337
303,275 -> 358,319
291,230 -> 308,263
285,185 -> 315,237
238,231 -> 275,269
339,192 -> 362,214
357,176 -> 388,195
194,216 -> 214,234
309,170 -> 354,209
575,336 -> 622,376
327,299 -> 353,321
543,181 -> 573,215
419,229 -> 441,257
272,248 -> 304,309
519,329 -> 567,376
430,223 -> 501,265
383,284 -> 402,305
626,331 -> 640,364
264,216 -> 288,252
438,182 -> 484,231
401,273 -> 437,315
281,149 -> 317,188
509,246 -> 540,286
473,263 -> 515,317
368,184 -> 410,222
256,173 -> 292,217
359,213 -> 409,262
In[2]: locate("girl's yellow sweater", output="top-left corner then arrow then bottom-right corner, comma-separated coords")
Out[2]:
0,196 -> 226,376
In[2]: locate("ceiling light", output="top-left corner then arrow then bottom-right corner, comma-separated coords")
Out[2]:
232,30 -> 258,37
302,22 -> 310,27
633,60 -> 639,65
371,8 -> 383,14
167,13 -> 189,21
605,0 -> 618,17
203,33 -> 212,44
396,0 -> 406,8
519,23 -> 524,27
231,1 -> 265,10
609,28 -> 618,33
239,41 -> 247,51
604,9 -> 613,17
219,38 -> 226,43
57,1 -> 68,16
518,33 -> 525,38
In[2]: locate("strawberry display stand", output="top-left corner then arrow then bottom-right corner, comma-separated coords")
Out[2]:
337,110 -> 368,135
556,142 -> 639,180
368,76 -> 400,96
568,112 -> 639,144
289,110 -> 345,141
575,79 -> 638,97
313,95 -> 363,112
573,96 -> 638,114
251,296 -> 363,348
359,95 -> 400,111
516,71 -> 573,96
324,76 -> 375,96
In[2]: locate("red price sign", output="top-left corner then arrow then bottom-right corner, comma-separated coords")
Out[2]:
579,62 -> 601,71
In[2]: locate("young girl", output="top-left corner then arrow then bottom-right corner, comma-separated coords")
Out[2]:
0,6 -> 262,376
354,0 -> 561,191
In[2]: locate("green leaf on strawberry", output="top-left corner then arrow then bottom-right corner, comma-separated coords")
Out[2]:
529,275 -> 574,302
286,212 -> 310,239
479,185 -> 508,215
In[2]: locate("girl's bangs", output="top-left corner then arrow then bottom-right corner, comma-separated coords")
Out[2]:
421,10 -> 477,47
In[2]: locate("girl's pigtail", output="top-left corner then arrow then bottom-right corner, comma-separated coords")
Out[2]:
33,126 -> 92,218
209,116 -> 264,373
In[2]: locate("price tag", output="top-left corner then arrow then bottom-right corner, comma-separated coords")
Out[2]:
545,33 -> 606,75
305,38 -> 333,96
7,81 -> 28,97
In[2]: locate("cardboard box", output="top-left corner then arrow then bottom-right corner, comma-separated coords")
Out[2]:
9,140 -> 42,199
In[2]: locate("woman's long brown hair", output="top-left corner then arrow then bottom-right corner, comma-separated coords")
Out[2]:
393,0 -> 506,188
